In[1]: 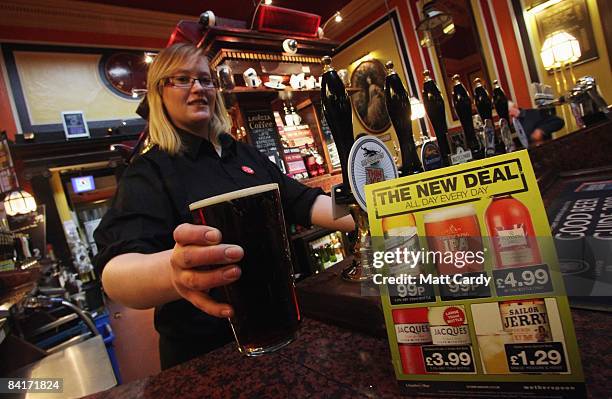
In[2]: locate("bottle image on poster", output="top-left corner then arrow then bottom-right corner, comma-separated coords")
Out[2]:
392,307 -> 431,374
428,306 -> 471,346
424,205 -> 485,275
499,299 -> 552,343
382,213 -> 422,275
485,195 -> 542,269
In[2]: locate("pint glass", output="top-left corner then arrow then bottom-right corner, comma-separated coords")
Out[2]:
189,183 -> 300,356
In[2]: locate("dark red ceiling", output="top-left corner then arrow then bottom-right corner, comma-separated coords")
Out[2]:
79,0 -> 351,25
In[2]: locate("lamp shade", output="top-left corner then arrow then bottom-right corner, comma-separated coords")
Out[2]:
540,31 -> 581,70
3,189 -> 37,216
410,97 -> 426,120
416,1 -> 455,48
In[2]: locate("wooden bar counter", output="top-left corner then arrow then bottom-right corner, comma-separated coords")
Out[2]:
85,292 -> 610,398
87,122 -> 612,398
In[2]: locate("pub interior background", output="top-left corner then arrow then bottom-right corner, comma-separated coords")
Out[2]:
0,0 -> 610,392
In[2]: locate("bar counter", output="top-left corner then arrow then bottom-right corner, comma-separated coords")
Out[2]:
87,123 -> 612,398
85,305 -> 609,399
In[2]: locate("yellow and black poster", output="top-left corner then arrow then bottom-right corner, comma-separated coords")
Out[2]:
365,151 -> 585,397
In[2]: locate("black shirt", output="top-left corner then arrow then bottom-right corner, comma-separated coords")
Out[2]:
94,131 -> 323,368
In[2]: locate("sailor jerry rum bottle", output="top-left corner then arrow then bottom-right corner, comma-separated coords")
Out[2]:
485,195 -> 541,268
492,80 -> 510,122
421,70 -> 451,165
499,299 -> 552,343
392,308 -> 431,374
452,74 -> 483,159
320,56 -> 354,202
384,61 -> 423,175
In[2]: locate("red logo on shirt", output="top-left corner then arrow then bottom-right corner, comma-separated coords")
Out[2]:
241,166 -> 255,175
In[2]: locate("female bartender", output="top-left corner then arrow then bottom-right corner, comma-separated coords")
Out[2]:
94,43 -> 354,369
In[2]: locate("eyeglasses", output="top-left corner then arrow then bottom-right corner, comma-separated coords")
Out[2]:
164,76 -> 217,89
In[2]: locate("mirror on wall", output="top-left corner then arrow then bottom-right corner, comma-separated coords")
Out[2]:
432,0 -> 492,116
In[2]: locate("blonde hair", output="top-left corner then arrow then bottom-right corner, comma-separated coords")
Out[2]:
146,43 -> 232,155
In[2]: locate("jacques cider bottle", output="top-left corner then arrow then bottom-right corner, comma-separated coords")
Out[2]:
392,308 -> 431,374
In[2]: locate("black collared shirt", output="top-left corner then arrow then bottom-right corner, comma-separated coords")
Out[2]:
94,131 -> 323,368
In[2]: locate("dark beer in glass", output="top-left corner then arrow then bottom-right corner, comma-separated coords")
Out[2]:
190,183 -> 300,356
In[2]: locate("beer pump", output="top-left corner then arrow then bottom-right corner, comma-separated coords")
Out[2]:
421,70 -> 451,167
473,78 -> 496,156
383,61 -> 423,175
321,56 -> 398,282
321,56 -> 354,206
452,74 -> 483,160
492,80 -> 516,152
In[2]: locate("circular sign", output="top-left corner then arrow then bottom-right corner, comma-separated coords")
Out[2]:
443,306 -> 465,327
348,135 -> 398,211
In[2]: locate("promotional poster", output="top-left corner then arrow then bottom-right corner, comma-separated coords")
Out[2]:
364,151 -> 586,398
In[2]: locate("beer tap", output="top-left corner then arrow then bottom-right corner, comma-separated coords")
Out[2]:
451,74 -> 483,159
384,61 -> 423,175
320,56 -> 354,205
421,70 -> 451,166
473,78 -> 496,156
493,80 -> 509,121
320,56 -> 379,282
492,80 -> 516,152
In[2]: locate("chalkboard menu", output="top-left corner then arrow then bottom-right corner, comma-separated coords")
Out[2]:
244,109 -> 283,161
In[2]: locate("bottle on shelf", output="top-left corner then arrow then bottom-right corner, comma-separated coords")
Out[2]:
452,74 -> 483,159
289,104 -> 302,126
283,102 -> 294,127
301,144 -> 318,177
421,70 -> 451,166
384,61 -> 423,176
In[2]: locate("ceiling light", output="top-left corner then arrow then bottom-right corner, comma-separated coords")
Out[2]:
264,0 -> 272,4
416,1 -> 455,48
334,12 -> 342,23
